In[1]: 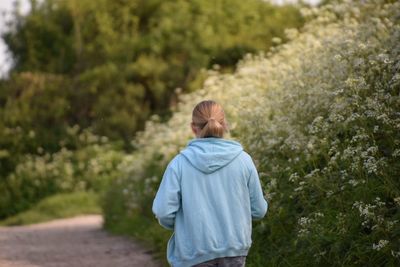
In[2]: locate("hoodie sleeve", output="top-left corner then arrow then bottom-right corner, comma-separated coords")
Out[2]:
152,161 -> 181,230
247,158 -> 268,220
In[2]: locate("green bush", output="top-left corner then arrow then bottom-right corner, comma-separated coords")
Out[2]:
0,127 -> 125,219
2,0 -> 303,142
102,0 -> 400,266
0,0 -> 304,222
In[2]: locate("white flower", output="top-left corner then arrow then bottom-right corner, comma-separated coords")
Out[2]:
334,54 -> 342,60
289,172 -> 300,182
272,37 -> 282,44
394,197 -> 400,206
348,179 -> 359,187
392,149 -> 400,157
391,250 -> 400,258
372,240 -> 389,251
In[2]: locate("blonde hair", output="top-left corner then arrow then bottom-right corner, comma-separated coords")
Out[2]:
191,100 -> 229,138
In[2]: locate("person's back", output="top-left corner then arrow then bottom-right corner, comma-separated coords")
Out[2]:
152,100 -> 268,267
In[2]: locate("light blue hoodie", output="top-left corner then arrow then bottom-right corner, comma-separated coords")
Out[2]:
152,137 -> 268,267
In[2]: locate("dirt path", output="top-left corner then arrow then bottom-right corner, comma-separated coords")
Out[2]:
0,215 -> 161,267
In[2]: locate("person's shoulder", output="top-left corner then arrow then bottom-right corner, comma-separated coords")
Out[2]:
166,154 -> 179,166
235,150 -> 258,172
237,150 -> 254,162
166,153 -> 184,172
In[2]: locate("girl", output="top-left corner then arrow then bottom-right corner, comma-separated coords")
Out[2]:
152,100 -> 268,267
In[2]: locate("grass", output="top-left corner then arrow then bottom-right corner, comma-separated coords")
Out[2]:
0,191 -> 101,226
104,212 -> 171,266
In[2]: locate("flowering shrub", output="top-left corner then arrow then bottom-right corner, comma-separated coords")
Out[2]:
103,0 -> 400,265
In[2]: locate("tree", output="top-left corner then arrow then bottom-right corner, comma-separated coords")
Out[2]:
2,0 -> 303,143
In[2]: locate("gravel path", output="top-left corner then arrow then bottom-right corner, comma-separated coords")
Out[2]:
0,215 -> 161,267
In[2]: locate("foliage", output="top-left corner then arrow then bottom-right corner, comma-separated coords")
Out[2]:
0,73 -> 69,176
0,0 -> 303,220
102,180 -> 170,265
0,127 -> 125,219
2,0 -> 303,143
103,0 -> 400,266
0,191 -> 100,226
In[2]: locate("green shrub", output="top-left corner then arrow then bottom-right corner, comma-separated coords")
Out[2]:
2,0 -> 303,142
102,0 -> 400,266
0,128 -> 125,219
0,1 -> 304,220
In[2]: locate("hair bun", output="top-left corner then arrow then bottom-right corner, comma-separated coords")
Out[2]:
192,100 -> 228,138
207,117 -> 220,125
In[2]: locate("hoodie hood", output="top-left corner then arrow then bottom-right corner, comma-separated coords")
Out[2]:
180,137 -> 243,174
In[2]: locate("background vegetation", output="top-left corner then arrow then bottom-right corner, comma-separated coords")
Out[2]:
0,0 -> 303,219
1,0 -> 399,266
2,0 -> 302,143
102,0 -> 400,266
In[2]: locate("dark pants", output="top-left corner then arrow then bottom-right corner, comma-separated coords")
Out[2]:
192,256 -> 246,267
